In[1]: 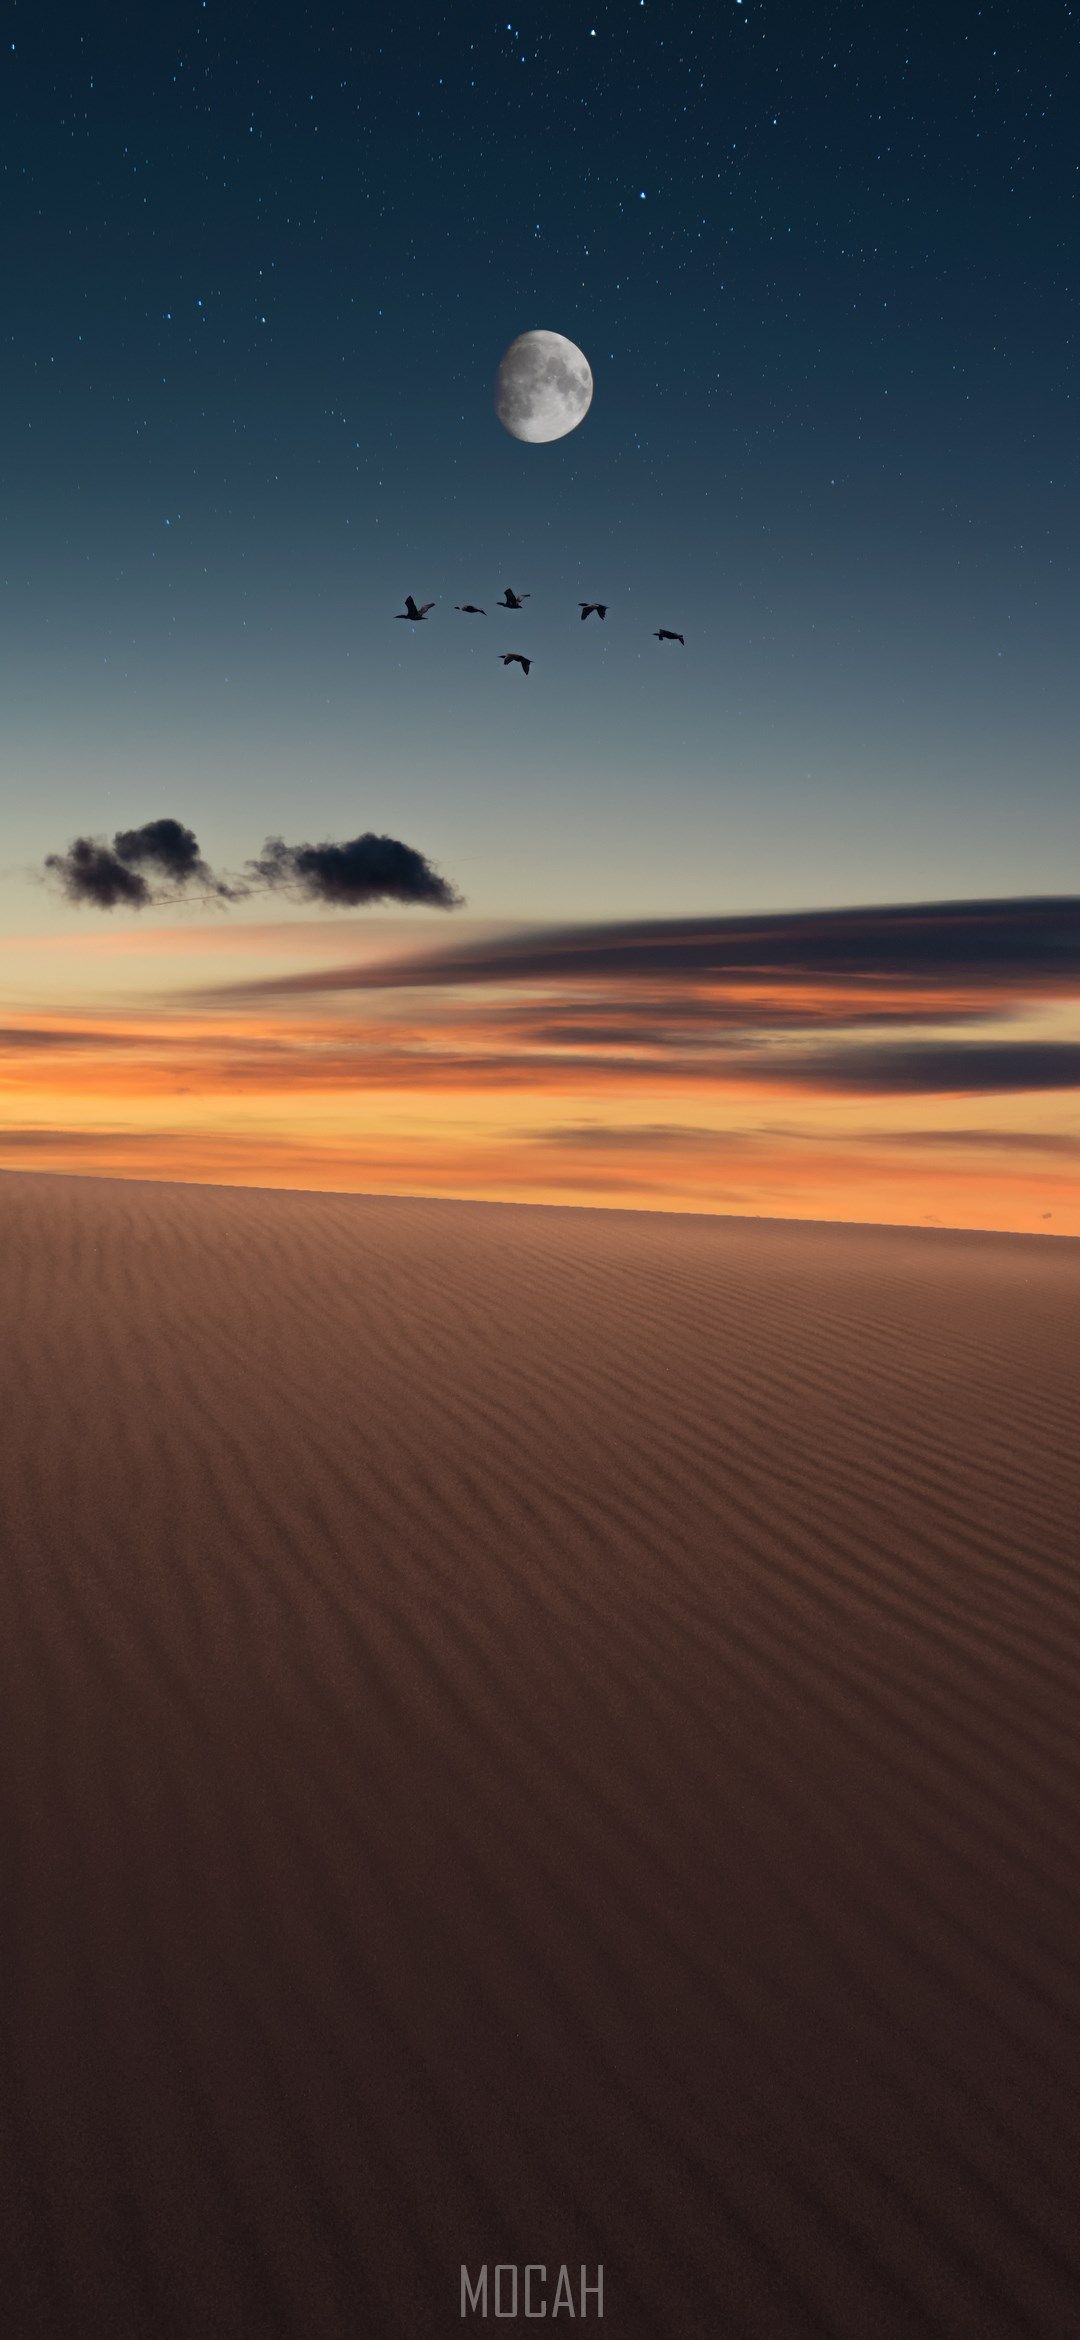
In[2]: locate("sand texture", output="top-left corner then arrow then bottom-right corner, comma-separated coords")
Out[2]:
1,1170 -> 1078,2339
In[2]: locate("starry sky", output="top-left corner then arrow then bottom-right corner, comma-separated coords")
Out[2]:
1,0 -> 1078,1230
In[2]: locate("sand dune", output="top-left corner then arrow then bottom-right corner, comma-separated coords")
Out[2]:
1,1170 -> 1078,2338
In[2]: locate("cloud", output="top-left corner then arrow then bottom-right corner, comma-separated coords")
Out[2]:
532,1122 -> 746,1150
0,1025 -> 149,1050
535,1119 -> 1080,1156
222,895 -> 1080,1000
188,893 -> 1080,1102
246,832 -> 463,909
776,1041 -> 1080,1096
44,820 -> 462,914
44,837 -> 154,909
112,818 -> 234,896
506,995 -> 992,1043
45,819 -> 234,909
876,1127 -> 1080,1153
0,1127 -> 175,1150
0,1021 -> 287,1056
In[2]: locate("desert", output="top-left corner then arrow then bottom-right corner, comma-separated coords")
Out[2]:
2,1170 -> 1077,2336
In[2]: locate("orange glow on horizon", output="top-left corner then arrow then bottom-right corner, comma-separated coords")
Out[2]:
3,913 -> 1078,1236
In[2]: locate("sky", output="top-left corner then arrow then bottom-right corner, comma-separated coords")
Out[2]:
1,0 -> 1077,1230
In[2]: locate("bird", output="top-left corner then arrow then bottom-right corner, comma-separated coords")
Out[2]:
497,588 -> 530,609
579,602 -> 607,621
653,629 -> 684,644
500,653 -> 531,675
395,596 -> 435,620
454,604 -> 486,615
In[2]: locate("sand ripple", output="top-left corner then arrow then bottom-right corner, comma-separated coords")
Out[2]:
1,1174 -> 1078,2337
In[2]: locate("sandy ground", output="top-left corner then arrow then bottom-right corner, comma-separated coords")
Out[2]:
0,1169 -> 1078,2339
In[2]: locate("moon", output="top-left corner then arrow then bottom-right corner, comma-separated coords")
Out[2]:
495,330 -> 594,444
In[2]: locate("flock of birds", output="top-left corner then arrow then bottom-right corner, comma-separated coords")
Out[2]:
394,590 -> 684,676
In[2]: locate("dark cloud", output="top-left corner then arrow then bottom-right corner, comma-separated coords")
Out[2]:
218,895 -> 1080,1000
23,1006 -> 1063,1107
879,1127 -> 1080,1153
778,1042 -> 1080,1096
246,832 -> 462,909
194,1034 -> 1080,1101
513,997 -> 993,1044
44,819 -> 461,914
194,893 -> 1080,1106
112,818 -> 234,896
44,819 -> 232,908
44,837 -> 153,909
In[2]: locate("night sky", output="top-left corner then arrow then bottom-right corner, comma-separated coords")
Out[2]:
1,0 -> 1077,1228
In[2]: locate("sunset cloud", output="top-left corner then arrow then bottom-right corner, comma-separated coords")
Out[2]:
533,1122 -> 747,1150
172,894 -> 1080,1104
882,1128 -> 1080,1153
772,1040 -> 1080,1095
5,893 -> 1078,1235
220,895 -> 1080,1001
0,1026 -> 155,1050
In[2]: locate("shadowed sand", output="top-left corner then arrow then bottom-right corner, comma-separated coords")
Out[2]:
1,1170 -> 1078,2338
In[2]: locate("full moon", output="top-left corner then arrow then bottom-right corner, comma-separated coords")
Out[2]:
495,330 -> 594,444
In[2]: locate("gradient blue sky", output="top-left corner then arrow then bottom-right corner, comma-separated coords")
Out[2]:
1,2 -> 1077,1228
3,0 -> 1076,929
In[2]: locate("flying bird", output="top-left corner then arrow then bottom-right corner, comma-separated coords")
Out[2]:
395,595 -> 435,620
497,588 -> 530,609
500,653 -> 531,675
579,602 -> 607,621
653,629 -> 685,644
454,604 -> 487,615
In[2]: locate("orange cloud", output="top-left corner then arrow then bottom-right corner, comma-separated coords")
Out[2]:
3,894 -> 1078,1233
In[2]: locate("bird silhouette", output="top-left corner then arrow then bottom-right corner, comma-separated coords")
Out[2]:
497,588 -> 530,609
579,602 -> 607,621
653,629 -> 684,644
454,604 -> 487,615
500,653 -> 531,675
395,596 -> 435,620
